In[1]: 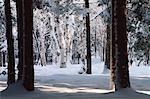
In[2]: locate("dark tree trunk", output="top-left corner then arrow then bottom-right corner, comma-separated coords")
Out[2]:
22,0 -> 34,91
105,24 -> 110,69
102,38 -> 105,61
3,52 -> 6,67
94,27 -> 97,57
111,0 -> 130,90
16,0 -> 23,81
0,52 -> 2,67
146,48 -> 149,65
5,0 -> 15,85
85,0 -> 92,74
110,0 -> 116,89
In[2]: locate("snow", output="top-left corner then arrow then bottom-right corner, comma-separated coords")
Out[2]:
129,65 -> 150,77
0,57 -> 150,99
0,84 -> 150,99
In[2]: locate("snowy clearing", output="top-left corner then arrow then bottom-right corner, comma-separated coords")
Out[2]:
0,59 -> 150,99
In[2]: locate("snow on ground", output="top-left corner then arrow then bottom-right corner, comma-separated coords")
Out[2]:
0,83 -> 150,99
0,57 -> 150,99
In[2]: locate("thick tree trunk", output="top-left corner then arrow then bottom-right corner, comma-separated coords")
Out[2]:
5,0 -> 16,85
16,0 -> 23,81
85,0 -> 92,74
22,0 -> 34,91
111,0 -> 130,90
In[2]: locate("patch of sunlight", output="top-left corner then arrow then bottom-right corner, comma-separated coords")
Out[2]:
137,90 -> 150,95
0,81 -> 7,91
36,85 -> 113,93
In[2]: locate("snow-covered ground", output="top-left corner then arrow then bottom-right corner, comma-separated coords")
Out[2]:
0,57 -> 150,99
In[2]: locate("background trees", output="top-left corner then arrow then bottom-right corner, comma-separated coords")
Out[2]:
127,0 -> 150,65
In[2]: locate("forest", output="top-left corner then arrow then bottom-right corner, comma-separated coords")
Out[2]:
0,0 -> 150,99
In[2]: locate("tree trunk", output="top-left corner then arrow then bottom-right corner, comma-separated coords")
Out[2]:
0,52 -> 2,67
146,48 -> 149,65
16,0 -> 23,81
39,26 -> 46,66
85,0 -> 92,74
94,26 -> 97,57
105,24 -> 110,69
22,0 -> 34,91
5,0 -> 16,85
103,24 -> 110,73
102,37 -> 105,61
3,52 -> 6,67
112,0 -> 130,90
110,0 -> 116,90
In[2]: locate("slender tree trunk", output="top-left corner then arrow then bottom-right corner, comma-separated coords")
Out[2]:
105,24 -> 110,69
39,26 -> 46,66
146,48 -> 149,65
85,0 -> 92,74
33,31 -> 41,64
110,0 -> 116,90
22,0 -> 34,91
16,0 -> 23,81
102,38 -> 105,61
0,52 -> 2,67
5,0 -> 15,85
94,26 -> 97,57
103,24 -> 110,73
3,52 -> 6,67
112,0 -> 130,90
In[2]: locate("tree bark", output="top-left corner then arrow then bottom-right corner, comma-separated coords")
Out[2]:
5,0 -> 16,85
22,0 -> 34,91
85,0 -> 92,74
105,24 -> 110,69
16,0 -> 23,81
103,24 -> 110,74
111,0 -> 130,90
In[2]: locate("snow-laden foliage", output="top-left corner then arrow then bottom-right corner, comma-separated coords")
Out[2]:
0,0 -> 6,52
32,0 -> 108,67
0,0 -> 149,66
127,0 -> 150,64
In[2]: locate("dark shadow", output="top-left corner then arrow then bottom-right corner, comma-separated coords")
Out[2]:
1,85 -> 150,99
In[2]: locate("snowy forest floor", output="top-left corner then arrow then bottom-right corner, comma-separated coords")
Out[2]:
0,58 -> 150,99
